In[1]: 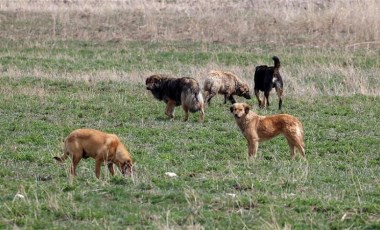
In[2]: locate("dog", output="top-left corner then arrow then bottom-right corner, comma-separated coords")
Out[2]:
54,129 -> 133,179
204,70 -> 251,105
230,103 -> 305,159
146,74 -> 205,122
254,56 -> 284,110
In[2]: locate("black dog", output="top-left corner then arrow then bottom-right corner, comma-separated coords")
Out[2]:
253,56 -> 284,110
146,74 -> 205,122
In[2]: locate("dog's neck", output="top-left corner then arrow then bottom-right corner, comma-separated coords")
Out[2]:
235,111 -> 257,131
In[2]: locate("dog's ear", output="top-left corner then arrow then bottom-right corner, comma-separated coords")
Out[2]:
244,104 -> 250,114
230,105 -> 234,113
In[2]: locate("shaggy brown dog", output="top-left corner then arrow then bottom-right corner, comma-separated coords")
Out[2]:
230,103 -> 305,159
54,129 -> 133,178
254,56 -> 284,110
204,70 -> 251,105
146,74 -> 205,122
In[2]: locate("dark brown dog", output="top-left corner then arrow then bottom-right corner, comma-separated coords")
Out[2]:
54,129 -> 133,178
204,70 -> 251,105
146,74 -> 205,122
254,56 -> 284,110
230,103 -> 305,159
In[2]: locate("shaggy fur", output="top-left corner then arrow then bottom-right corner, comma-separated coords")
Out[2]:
204,70 -> 251,105
146,74 -> 205,122
230,103 -> 305,159
54,129 -> 133,179
254,56 -> 284,110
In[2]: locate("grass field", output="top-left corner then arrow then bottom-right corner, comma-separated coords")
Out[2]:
1,0 -> 380,229
0,39 -> 379,229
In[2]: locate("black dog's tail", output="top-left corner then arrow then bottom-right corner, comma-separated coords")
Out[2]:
272,56 -> 280,69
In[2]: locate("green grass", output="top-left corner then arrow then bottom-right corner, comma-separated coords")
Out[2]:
0,40 -> 379,229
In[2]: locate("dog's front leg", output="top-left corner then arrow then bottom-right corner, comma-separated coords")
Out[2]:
165,100 -> 176,119
199,107 -> 205,123
248,139 -> 259,158
227,95 -> 236,104
108,163 -> 115,176
95,159 -> 103,179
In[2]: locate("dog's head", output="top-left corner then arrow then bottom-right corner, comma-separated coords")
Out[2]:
116,145 -> 134,176
120,159 -> 133,176
236,83 -> 251,99
145,75 -> 162,91
230,103 -> 250,118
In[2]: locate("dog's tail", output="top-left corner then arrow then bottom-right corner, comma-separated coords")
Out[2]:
272,56 -> 281,69
53,154 -> 68,162
54,142 -> 69,162
181,81 -> 204,113
297,121 -> 306,158
185,88 -> 205,113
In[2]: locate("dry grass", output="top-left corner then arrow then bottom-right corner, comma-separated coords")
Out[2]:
1,0 -> 380,47
0,0 -> 379,97
4,60 -> 379,97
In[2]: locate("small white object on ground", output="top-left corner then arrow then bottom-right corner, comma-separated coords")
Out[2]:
13,193 -> 25,200
165,172 -> 178,177
226,193 -> 236,198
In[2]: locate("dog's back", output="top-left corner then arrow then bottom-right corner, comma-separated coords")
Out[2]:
254,56 -> 282,91
204,70 -> 251,104
64,129 -> 115,158
204,70 -> 239,92
254,65 -> 274,92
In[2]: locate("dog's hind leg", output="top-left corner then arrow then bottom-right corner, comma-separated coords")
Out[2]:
182,104 -> 189,122
287,141 -> 296,160
298,145 -> 306,160
296,140 -> 306,160
204,91 -> 213,105
287,137 -> 305,160
254,89 -> 263,108
206,93 -> 216,105
275,86 -> 283,110
264,91 -> 270,108
70,154 -> 82,176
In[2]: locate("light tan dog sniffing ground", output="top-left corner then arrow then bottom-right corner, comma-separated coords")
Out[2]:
54,129 -> 133,178
204,70 -> 251,105
230,103 -> 305,159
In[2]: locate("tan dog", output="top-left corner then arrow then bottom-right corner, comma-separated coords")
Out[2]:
204,70 -> 251,105
230,103 -> 305,159
54,129 -> 133,178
